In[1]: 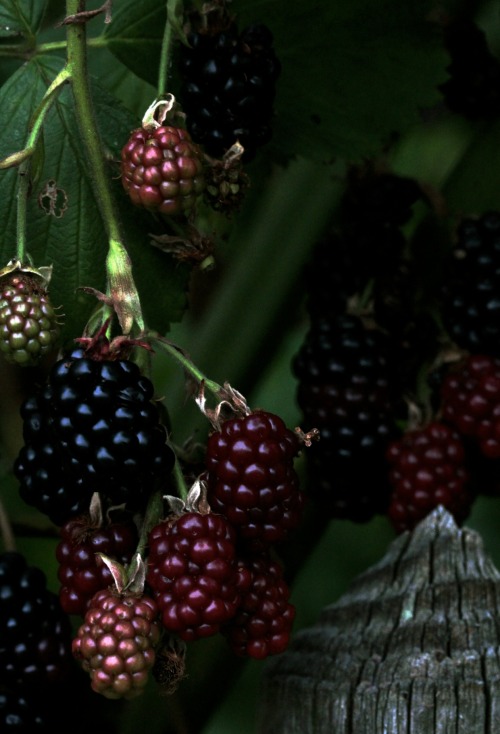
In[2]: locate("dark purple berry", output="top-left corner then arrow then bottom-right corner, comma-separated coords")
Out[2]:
14,346 -> 175,526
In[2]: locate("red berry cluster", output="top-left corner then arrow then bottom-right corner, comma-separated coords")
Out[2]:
146,409 -> 301,660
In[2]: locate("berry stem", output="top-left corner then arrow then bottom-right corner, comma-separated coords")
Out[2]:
65,0 -> 144,334
149,333 -> 222,398
157,0 -> 179,97
172,454 -> 190,502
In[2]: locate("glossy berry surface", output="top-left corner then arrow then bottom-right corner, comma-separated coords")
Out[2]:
440,354 -> 500,458
386,421 -> 473,533
178,21 -> 280,160
222,554 -> 295,659
56,514 -> 139,616
204,410 -> 303,551
121,125 -> 205,216
0,689 -> 46,731
147,512 -> 241,641
14,347 -> 175,526
72,589 -> 161,699
0,272 -> 59,366
0,551 -> 72,690
292,314 -> 401,521
441,211 -> 500,356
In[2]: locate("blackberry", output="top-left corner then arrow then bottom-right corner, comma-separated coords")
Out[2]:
120,124 -> 206,217
441,211 -> 500,356
147,510 -> 241,641
56,512 -> 139,616
440,353 -> 500,459
439,20 -> 500,118
0,267 -> 60,366
222,554 -> 295,659
14,344 -> 175,526
386,421 -> 473,533
204,410 -> 304,551
0,689 -> 47,731
292,314 -> 402,521
0,551 -> 72,690
72,588 -> 161,699
178,20 -> 281,160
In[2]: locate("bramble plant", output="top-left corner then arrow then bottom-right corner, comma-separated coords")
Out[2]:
3,0 -> 500,732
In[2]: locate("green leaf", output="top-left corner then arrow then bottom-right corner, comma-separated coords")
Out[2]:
0,0 -> 48,38
441,119 -> 500,214
103,0 -> 167,87
232,0 -> 457,162
0,55 -> 189,346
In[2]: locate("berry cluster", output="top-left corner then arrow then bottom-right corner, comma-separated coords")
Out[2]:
292,164 -> 497,533
177,12 -> 281,162
146,408 -> 301,659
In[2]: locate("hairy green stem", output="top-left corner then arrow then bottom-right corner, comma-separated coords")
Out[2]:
172,455 -> 189,502
152,334 -> 222,398
136,490 -> 164,557
158,2 -> 176,97
65,0 -> 144,333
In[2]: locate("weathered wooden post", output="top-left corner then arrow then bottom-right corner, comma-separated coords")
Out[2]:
257,506 -> 500,733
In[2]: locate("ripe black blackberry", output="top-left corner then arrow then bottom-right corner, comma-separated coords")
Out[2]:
178,17 -> 281,160
0,551 -> 73,691
14,341 -> 175,526
292,314 -> 402,521
440,211 -> 500,357
0,689 -> 47,731
439,19 -> 500,118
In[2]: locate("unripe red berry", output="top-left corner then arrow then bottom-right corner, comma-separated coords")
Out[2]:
147,511 -> 241,641
121,125 -> 205,217
72,589 -> 161,699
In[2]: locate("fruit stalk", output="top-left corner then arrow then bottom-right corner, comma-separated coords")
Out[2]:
65,0 -> 144,333
157,0 -> 179,96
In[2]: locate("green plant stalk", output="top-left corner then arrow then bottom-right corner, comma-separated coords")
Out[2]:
152,334 -> 222,398
16,66 -> 71,262
65,0 -> 144,334
157,1 -> 175,97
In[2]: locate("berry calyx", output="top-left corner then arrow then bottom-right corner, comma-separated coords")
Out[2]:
386,420 -> 473,533
203,409 -> 304,551
121,119 -> 206,217
0,260 -> 60,366
147,506 -> 241,641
